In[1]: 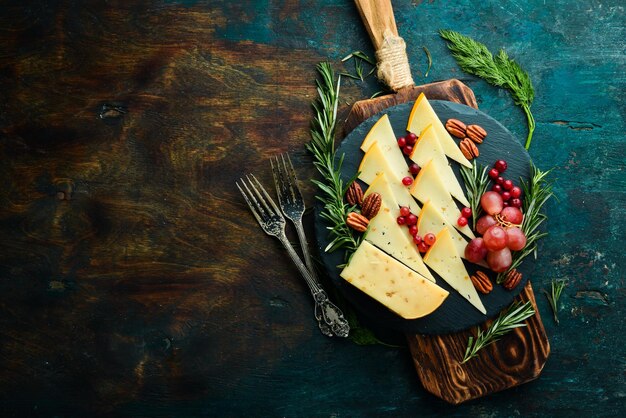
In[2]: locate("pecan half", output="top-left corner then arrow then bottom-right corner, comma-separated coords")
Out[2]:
466,124 -> 487,144
445,119 -> 466,138
503,269 -> 523,290
361,192 -> 382,219
345,181 -> 364,206
459,138 -> 479,160
346,212 -> 369,232
470,271 -> 493,294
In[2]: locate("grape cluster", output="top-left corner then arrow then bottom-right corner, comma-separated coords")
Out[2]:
465,160 -> 527,272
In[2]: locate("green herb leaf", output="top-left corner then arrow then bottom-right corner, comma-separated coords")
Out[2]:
306,63 -> 361,256
462,300 -> 536,363
422,46 -> 432,77
439,29 -> 536,149
543,279 -> 567,325
460,161 -> 489,230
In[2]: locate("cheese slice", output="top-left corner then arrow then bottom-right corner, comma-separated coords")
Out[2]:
360,114 -> 409,181
358,142 -> 421,215
409,124 -> 470,207
423,228 -> 486,315
417,201 -> 468,259
409,160 -> 475,239
365,201 -> 436,282
340,240 -> 449,319
407,93 -> 471,168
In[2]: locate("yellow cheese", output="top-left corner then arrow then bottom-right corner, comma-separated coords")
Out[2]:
406,93 -> 471,168
358,142 -> 421,215
365,201 -> 436,282
409,124 -> 470,207
423,228 -> 486,315
417,201 -> 468,258
359,114 -> 409,181
340,240 -> 449,319
409,160 -> 475,239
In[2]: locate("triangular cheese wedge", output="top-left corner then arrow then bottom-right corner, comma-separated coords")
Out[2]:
358,142 -> 421,215
407,93 -> 471,168
341,241 -> 448,319
360,114 -> 409,181
409,124 -> 470,207
365,201 -> 436,282
409,160 -> 475,239
423,228 -> 486,315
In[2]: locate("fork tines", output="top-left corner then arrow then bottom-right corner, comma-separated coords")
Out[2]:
270,153 -> 305,217
236,174 -> 284,235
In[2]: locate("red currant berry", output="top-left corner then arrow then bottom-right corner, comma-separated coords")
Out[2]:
424,233 -> 436,246
510,186 -> 522,198
511,198 -> 522,208
408,225 -> 418,236
494,160 -> 508,172
461,207 -> 472,218
406,132 -> 418,145
409,163 -> 421,175
501,191 -> 511,201
397,137 -> 406,148
492,184 -> 503,193
402,176 -> 413,186
413,234 -> 422,245
397,216 -> 406,225
503,179 -> 514,190
496,176 -> 505,185
403,145 -> 413,155
488,168 -> 499,179
418,241 -> 429,253
503,201 -> 510,207
400,206 -> 411,217
457,216 -> 468,227
406,213 -> 418,225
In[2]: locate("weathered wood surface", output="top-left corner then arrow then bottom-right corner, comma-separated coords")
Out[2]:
0,0 -> 624,416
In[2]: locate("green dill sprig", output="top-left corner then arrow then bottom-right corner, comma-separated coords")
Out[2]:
462,300 -> 536,363
497,162 -> 553,283
439,29 -> 536,149
543,279 -> 567,325
460,161 -> 489,230
306,63 -> 361,254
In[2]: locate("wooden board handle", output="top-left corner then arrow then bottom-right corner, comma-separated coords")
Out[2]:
354,0 -> 398,50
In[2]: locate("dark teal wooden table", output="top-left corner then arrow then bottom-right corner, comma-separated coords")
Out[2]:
0,0 -> 624,416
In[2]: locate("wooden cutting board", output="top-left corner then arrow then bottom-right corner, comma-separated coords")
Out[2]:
343,80 -> 550,404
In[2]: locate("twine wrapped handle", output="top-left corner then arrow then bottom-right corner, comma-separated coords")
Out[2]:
375,29 -> 414,91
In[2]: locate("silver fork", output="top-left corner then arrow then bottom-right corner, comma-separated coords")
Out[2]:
271,154 -> 350,338
237,173 -> 349,338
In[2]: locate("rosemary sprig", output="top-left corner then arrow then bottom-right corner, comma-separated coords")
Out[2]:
497,162 -> 553,283
462,300 -> 536,363
306,63 -> 361,255
460,161 -> 489,230
341,51 -> 375,81
543,279 -> 567,325
439,29 -> 536,150
422,46 -> 432,77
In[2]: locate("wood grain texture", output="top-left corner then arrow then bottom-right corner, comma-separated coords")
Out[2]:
353,0 -> 398,50
408,282 -> 550,404
345,80 -> 550,403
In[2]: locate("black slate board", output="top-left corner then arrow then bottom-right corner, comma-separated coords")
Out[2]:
314,100 -> 535,334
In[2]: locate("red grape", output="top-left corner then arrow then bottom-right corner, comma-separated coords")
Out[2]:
476,215 -> 497,235
487,248 -> 513,272
506,227 -> 527,251
483,225 -> 508,251
501,206 -> 523,224
480,191 -> 504,215
465,238 -> 488,263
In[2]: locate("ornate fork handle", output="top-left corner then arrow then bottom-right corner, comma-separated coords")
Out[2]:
278,233 -> 350,337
